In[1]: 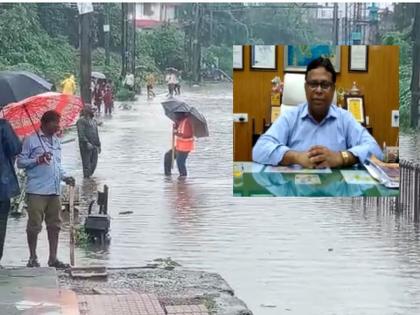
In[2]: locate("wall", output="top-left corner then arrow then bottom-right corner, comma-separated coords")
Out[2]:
233,45 -> 399,161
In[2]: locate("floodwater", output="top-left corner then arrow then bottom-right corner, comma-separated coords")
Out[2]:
4,84 -> 420,315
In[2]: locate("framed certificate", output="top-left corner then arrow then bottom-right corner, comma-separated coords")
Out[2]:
345,95 -> 365,123
250,45 -> 277,70
349,45 -> 368,72
233,45 -> 244,70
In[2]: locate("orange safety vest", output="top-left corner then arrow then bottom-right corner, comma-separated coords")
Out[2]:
175,118 -> 194,152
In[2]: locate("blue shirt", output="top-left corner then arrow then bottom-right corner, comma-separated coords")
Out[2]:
252,103 -> 383,166
17,131 -> 67,195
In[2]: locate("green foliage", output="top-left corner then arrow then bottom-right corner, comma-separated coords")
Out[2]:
382,31 -> 413,131
75,225 -> 90,248
202,45 -> 233,76
0,4 -> 77,87
92,48 -> 121,84
137,25 -> 185,72
116,87 -> 136,101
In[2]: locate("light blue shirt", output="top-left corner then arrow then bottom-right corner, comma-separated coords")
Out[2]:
253,103 -> 383,166
17,131 -> 67,195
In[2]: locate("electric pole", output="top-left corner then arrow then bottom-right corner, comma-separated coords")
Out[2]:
78,4 -> 93,105
121,3 -> 128,78
411,4 -> 420,128
332,3 -> 339,45
132,3 -> 136,75
104,3 -> 110,67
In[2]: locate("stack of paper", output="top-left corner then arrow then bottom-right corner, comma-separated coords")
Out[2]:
364,158 -> 399,189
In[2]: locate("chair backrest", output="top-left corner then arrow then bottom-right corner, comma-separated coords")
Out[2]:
280,73 -> 337,115
280,73 -> 307,114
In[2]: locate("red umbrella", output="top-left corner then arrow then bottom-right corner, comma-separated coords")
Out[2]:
0,92 -> 84,137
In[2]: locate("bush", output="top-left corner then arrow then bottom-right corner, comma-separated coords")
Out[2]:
116,87 -> 136,101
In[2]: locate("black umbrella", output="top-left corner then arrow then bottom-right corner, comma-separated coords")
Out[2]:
0,71 -> 52,108
161,99 -> 209,138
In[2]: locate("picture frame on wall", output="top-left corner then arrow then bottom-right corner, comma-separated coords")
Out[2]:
345,95 -> 365,124
349,45 -> 368,72
233,45 -> 244,70
284,45 -> 341,72
250,45 -> 277,70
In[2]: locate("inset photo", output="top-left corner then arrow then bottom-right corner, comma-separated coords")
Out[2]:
233,45 -> 399,197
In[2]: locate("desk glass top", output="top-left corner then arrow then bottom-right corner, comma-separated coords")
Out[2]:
233,162 -> 399,197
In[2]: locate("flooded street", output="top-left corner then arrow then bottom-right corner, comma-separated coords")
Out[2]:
3,83 -> 420,315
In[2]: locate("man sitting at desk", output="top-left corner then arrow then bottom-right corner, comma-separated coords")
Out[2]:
253,57 -> 383,169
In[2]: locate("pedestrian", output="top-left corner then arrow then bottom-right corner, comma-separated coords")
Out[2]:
124,73 -> 135,91
0,119 -> 22,267
17,110 -> 75,268
76,105 -> 101,178
60,75 -> 76,95
146,73 -> 156,99
164,112 -> 194,177
103,82 -> 114,115
93,81 -> 103,113
175,72 -> 181,95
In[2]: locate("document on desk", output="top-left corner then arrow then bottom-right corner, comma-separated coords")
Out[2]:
264,165 -> 332,174
295,174 -> 322,185
340,170 -> 376,185
234,162 -> 265,173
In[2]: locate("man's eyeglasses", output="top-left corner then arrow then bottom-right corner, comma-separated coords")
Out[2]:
305,80 -> 334,91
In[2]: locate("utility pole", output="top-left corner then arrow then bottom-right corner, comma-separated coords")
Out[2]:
192,3 -> 201,83
332,3 -> 339,45
78,3 -> 93,105
131,3 -> 136,75
411,4 -> 420,128
121,3 -> 128,78
104,3 -> 110,67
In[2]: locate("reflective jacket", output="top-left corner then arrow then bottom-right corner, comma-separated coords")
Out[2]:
175,118 -> 194,152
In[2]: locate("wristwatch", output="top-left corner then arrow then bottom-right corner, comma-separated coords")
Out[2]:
340,151 -> 350,166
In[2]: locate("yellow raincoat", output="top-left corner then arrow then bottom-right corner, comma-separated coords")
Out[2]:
61,75 -> 76,95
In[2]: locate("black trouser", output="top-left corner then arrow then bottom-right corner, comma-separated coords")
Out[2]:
147,85 -> 155,98
0,199 -> 10,262
80,144 -> 98,178
164,149 -> 189,176
105,105 -> 112,115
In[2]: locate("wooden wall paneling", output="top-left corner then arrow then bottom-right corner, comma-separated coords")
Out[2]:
233,45 -> 399,161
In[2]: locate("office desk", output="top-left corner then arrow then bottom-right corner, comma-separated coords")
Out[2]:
233,162 -> 399,197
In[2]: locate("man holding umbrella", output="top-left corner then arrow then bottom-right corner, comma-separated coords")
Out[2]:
17,110 -> 75,268
0,118 -> 22,267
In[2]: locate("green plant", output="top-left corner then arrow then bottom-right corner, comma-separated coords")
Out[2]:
116,87 -> 136,101
75,225 -> 90,247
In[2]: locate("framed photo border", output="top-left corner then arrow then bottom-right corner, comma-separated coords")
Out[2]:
283,46 -> 341,73
344,95 -> 366,124
250,45 -> 278,71
233,45 -> 244,71
348,45 -> 369,72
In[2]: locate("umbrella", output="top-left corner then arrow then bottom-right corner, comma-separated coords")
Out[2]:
91,71 -> 106,80
0,92 -> 84,138
161,99 -> 209,138
165,67 -> 178,73
0,71 -> 52,108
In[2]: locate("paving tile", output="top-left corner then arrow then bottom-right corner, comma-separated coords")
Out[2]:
78,293 -> 165,315
165,304 -> 209,315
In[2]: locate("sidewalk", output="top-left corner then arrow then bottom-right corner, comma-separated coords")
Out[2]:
0,267 -> 209,315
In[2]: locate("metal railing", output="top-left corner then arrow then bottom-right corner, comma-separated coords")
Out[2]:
353,159 -> 420,222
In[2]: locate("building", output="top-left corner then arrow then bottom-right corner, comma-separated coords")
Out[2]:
135,3 -> 177,29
